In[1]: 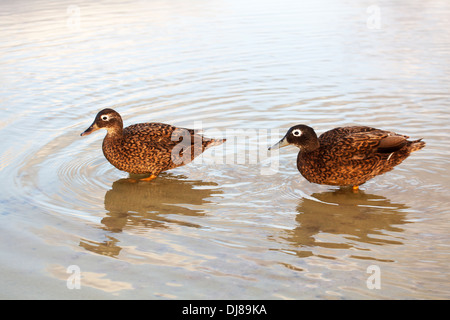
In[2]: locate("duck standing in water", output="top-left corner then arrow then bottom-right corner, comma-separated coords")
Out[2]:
269,124 -> 425,190
81,109 -> 226,181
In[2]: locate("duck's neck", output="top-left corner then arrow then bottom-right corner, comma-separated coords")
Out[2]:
105,127 -> 124,141
301,139 -> 320,153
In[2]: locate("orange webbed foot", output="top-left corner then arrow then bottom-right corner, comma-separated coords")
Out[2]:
139,174 -> 158,182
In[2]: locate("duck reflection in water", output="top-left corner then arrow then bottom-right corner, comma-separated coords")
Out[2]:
282,188 -> 410,259
102,173 -> 221,232
79,173 -> 222,257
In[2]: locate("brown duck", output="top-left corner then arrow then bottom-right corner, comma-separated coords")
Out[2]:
81,108 -> 226,181
269,125 -> 425,190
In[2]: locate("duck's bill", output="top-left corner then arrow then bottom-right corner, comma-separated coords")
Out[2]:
80,123 -> 99,136
268,137 -> 289,151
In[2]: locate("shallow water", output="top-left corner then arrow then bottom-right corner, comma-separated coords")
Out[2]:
1,0 -> 449,299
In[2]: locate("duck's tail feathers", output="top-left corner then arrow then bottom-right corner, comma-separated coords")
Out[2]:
410,139 -> 425,152
204,138 -> 226,149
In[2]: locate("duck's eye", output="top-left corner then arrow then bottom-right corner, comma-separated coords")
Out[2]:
292,129 -> 302,137
101,115 -> 109,121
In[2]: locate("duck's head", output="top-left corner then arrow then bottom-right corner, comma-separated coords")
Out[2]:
81,108 -> 123,136
269,124 -> 320,152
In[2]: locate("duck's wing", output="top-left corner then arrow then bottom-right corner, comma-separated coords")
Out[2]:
319,126 -> 376,145
124,123 -> 197,146
320,126 -> 409,160
124,123 -> 225,155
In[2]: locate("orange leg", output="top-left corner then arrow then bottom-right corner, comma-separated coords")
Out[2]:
139,174 -> 158,182
352,185 -> 359,191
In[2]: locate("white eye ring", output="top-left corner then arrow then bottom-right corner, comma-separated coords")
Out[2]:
292,129 -> 302,137
101,115 -> 109,121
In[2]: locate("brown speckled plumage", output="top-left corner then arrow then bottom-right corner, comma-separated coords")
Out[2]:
81,109 -> 225,178
270,124 -> 425,188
